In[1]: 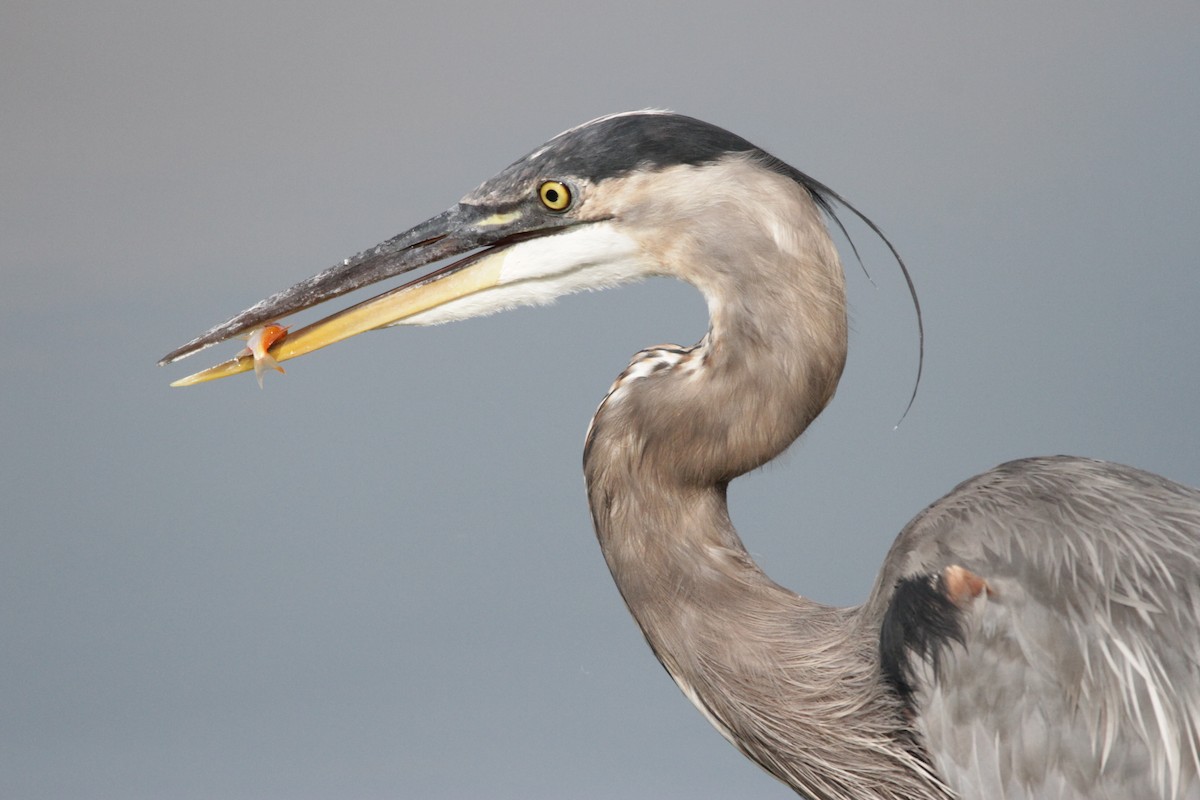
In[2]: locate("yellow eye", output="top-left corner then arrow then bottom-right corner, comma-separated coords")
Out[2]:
538,180 -> 572,211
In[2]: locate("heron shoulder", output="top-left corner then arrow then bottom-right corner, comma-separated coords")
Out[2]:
870,455 -> 1200,798
872,456 -> 1200,605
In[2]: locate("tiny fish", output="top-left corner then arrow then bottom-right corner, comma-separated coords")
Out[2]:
238,324 -> 288,388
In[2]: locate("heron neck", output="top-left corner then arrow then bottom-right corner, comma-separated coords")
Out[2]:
582,359 -> 933,796
582,217 -> 855,661
583,262 -> 848,637
583,191 -> 851,619
580,206 -> 948,796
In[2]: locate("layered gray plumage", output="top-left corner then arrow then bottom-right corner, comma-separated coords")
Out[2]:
165,111 -> 1200,799
870,457 -> 1200,798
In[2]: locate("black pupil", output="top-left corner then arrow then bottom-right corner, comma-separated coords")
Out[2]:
545,188 -> 560,204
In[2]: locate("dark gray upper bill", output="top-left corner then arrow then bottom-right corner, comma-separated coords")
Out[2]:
158,205 -> 495,365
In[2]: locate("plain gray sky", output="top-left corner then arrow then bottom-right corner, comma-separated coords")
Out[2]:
3,2 -> 1198,798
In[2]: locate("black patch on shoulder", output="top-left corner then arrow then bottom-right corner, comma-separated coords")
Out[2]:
879,575 -> 965,704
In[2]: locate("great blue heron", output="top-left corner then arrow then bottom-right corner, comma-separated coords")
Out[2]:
162,111 -> 1200,799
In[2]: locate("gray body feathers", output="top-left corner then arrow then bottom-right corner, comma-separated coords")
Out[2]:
871,457 -> 1200,799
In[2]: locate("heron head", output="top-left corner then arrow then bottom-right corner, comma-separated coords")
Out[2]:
160,111 -> 908,389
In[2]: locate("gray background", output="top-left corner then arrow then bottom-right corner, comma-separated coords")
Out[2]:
3,2 -> 1198,798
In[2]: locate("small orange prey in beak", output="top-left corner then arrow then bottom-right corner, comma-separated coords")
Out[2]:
238,324 -> 289,388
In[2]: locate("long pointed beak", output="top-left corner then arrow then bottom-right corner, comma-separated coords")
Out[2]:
160,203 -> 568,386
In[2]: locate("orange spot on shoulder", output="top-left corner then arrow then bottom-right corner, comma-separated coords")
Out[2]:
943,564 -> 991,605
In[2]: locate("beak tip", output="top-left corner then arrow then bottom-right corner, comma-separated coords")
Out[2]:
168,355 -> 254,388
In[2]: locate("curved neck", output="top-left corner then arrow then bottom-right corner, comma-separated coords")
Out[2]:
581,179 -> 946,798
582,192 -> 850,665
584,168 -> 849,613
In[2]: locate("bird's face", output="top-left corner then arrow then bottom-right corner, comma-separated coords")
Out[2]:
160,111 -> 831,386
160,127 -> 680,386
